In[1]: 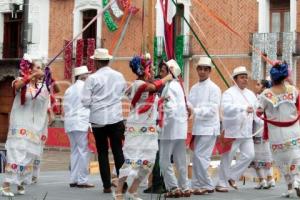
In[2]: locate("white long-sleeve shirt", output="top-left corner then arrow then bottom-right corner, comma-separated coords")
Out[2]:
64,80 -> 90,133
159,80 -> 188,140
222,85 -> 257,138
189,78 -> 221,136
81,66 -> 127,126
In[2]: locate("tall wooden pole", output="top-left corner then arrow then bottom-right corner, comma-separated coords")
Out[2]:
146,0 -> 154,55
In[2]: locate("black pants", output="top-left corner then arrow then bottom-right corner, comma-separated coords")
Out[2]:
151,150 -> 165,189
92,121 -> 125,189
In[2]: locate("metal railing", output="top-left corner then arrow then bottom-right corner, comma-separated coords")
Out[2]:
249,32 -> 300,56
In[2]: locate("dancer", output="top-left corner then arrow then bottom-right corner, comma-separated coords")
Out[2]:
251,79 -> 275,189
216,66 -> 256,192
114,55 -> 172,200
1,55 -> 54,196
257,61 -> 300,197
82,48 -> 127,193
159,59 -> 191,198
64,66 -> 94,188
189,57 -> 221,195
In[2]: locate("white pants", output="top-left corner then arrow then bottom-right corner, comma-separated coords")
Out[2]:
217,138 -> 254,187
67,131 -> 90,184
159,139 -> 188,190
192,135 -> 217,190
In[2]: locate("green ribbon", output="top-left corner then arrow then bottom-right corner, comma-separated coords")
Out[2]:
170,0 -> 230,88
103,0 -> 118,32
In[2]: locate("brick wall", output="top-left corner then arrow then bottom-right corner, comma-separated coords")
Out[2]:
190,0 -> 258,55
49,0 -> 74,58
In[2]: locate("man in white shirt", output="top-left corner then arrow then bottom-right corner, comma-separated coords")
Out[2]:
159,59 -> 190,197
64,66 -> 94,188
82,49 -> 127,193
216,66 -> 256,192
189,57 -> 221,195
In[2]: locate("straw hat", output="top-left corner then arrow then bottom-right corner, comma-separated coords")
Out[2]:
74,66 -> 91,77
166,59 -> 181,77
232,66 -> 248,78
90,48 -> 113,60
197,57 -> 213,67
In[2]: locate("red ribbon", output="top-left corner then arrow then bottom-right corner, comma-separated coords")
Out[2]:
257,94 -> 300,140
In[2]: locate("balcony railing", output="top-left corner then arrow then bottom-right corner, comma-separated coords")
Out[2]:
250,32 -> 300,80
249,32 -> 300,56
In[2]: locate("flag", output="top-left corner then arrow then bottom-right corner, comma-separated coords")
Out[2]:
156,0 -> 177,59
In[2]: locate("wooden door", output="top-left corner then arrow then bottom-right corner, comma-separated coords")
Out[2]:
0,77 -> 15,143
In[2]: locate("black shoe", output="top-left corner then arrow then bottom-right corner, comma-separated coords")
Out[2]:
122,182 -> 128,194
69,183 -> 77,188
144,186 -> 167,194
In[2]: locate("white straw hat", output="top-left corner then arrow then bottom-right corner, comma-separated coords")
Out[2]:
90,48 -> 113,60
232,66 -> 248,77
74,66 -> 91,77
166,59 -> 181,77
197,57 -> 213,68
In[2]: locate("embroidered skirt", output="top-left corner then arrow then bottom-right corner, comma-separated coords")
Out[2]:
119,124 -> 158,180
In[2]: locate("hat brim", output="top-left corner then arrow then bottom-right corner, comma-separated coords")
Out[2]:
74,71 -> 92,77
90,55 -> 113,60
232,72 -> 248,78
197,64 -> 213,68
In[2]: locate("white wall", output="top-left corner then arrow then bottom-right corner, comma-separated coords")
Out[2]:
258,0 -> 270,33
73,0 -> 102,48
290,0 -> 297,32
27,0 -> 50,59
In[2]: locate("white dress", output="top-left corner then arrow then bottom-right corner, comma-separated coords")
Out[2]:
258,85 -> 300,178
4,79 -> 50,185
119,80 -> 159,180
250,113 -> 273,169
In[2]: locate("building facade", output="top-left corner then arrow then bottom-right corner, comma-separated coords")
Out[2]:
0,0 -> 299,142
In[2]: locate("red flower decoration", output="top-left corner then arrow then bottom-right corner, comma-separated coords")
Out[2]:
290,165 -> 296,171
41,135 -> 47,142
11,164 -> 17,169
64,40 -> 73,79
265,92 -> 273,99
149,127 -> 155,132
143,160 -> 149,165
20,129 -> 26,135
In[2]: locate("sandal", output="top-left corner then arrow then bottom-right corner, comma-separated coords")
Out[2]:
126,192 -> 143,200
215,186 -> 229,193
181,189 -> 191,197
164,188 -> 181,198
1,187 -> 14,197
193,188 -> 208,195
113,192 -> 124,200
32,176 -> 38,184
17,185 -> 25,195
228,179 -> 238,190
281,189 -> 293,198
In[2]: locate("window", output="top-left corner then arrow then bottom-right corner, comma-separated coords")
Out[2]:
270,0 -> 290,32
174,4 -> 184,37
82,9 -> 97,57
3,12 -> 23,58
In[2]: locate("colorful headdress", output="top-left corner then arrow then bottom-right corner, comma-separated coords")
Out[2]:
129,55 -> 152,79
270,60 -> 289,83
19,53 -> 32,78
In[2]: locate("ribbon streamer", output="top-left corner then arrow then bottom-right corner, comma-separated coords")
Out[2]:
103,0 -> 118,32
111,1 -> 124,18
34,0 -> 116,99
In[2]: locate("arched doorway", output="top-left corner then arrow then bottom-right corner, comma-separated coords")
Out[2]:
0,77 -> 14,143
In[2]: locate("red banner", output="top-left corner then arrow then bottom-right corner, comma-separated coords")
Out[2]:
46,128 -> 97,153
46,128 -> 70,147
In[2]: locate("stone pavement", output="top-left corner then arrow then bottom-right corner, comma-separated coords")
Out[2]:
0,171 -> 296,200
0,149 -> 297,200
